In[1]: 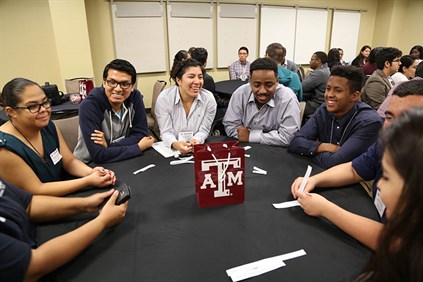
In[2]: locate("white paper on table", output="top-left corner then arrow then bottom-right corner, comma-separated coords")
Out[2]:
133,164 -> 155,174
299,165 -> 312,192
272,200 -> 301,209
226,249 -> 306,281
277,249 -> 307,261
252,170 -> 267,175
229,260 -> 286,282
152,141 -> 178,158
226,256 -> 285,279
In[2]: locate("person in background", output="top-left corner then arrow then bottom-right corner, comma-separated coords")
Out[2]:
351,45 -> 372,68
74,59 -> 154,164
363,47 -> 383,76
190,47 -> 215,93
191,47 -> 229,131
0,78 -> 115,196
288,66 -> 382,169
0,178 -> 127,281
280,45 -> 300,78
361,47 -> 402,110
409,45 -> 423,60
170,50 -> 189,83
229,46 -> 251,81
265,42 -> 303,101
291,79 -> 423,251
155,59 -> 217,154
338,48 -> 347,65
356,107 -> 423,282
223,57 -> 300,146
391,55 -> 420,85
327,48 -> 342,71
377,60 -> 423,118
302,51 -> 330,119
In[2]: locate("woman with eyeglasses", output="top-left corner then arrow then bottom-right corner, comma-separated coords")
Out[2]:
391,55 -> 420,85
0,78 -> 116,196
155,58 -> 217,154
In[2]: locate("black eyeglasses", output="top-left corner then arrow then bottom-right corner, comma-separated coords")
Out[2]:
105,79 -> 132,89
14,99 -> 52,114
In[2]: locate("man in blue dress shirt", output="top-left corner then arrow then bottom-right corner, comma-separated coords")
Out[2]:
288,65 -> 383,169
223,58 -> 301,146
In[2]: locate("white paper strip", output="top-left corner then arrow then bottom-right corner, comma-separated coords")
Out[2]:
253,166 -> 266,173
299,165 -> 312,192
278,249 -> 307,261
252,170 -> 267,175
227,255 -> 285,277
272,200 -> 301,209
169,160 -> 195,165
243,146 -> 251,151
133,164 -> 156,174
229,260 -> 286,282
226,249 -> 306,281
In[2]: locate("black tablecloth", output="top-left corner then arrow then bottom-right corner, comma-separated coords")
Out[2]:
37,140 -> 378,282
215,80 -> 248,96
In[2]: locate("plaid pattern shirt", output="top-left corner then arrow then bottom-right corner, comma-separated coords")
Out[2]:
229,60 -> 250,80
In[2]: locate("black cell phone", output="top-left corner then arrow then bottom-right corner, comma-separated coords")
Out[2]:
115,182 -> 132,205
178,152 -> 193,158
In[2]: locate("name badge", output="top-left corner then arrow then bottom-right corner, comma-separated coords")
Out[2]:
374,190 -> 386,218
179,131 -> 193,142
50,148 -> 62,165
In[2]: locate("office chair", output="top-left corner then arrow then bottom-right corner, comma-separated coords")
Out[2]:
146,80 -> 167,140
54,115 -> 79,151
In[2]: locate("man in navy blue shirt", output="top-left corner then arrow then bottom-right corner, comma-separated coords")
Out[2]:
288,65 -> 383,169
291,79 -> 423,250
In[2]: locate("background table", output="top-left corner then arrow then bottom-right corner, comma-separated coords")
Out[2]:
0,98 -> 79,124
37,139 -> 378,281
215,80 -> 248,97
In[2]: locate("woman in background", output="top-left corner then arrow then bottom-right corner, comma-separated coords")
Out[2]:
409,45 -> 423,60
391,55 -> 420,85
351,45 -> 372,68
327,48 -> 342,70
356,107 -> 423,282
0,78 -> 115,196
363,47 -> 383,76
155,59 -> 217,154
337,48 -> 347,65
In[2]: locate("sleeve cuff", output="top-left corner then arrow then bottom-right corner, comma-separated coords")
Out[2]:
249,130 -> 262,143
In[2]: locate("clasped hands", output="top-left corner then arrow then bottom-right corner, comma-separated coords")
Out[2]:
172,138 -> 200,154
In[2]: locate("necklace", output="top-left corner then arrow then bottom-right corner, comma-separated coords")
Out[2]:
10,120 -> 48,164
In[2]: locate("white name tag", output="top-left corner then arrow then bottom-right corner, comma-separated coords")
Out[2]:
374,189 -> 386,218
50,148 -> 62,165
178,131 -> 193,142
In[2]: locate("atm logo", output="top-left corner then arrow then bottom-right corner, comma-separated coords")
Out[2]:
200,157 -> 243,198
